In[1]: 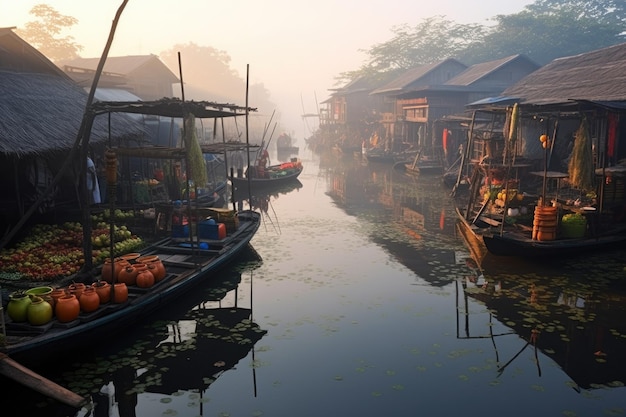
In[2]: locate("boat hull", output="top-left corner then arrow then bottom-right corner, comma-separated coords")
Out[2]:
1,210 -> 261,364
231,166 -> 303,189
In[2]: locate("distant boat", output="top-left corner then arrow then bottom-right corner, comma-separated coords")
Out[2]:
231,158 -> 304,190
276,133 -> 299,154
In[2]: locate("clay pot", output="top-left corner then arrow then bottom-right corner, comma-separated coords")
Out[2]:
79,286 -> 100,313
27,296 -> 53,326
113,283 -> 128,304
136,265 -> 155,288
25,286 -> 54,308
7,292 -> 32,322
68,282 -> 86,300
118,265 -> 139,286
55,294 -> 80,323
145,258 -> 166,282
49,288 -> 67,309
101,258 -> 130,283
136,255 -> 159,264
119,252 -> 141,263
93,281 -> 112,304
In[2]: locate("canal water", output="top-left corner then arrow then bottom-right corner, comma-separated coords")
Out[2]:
5,146 -> 626,416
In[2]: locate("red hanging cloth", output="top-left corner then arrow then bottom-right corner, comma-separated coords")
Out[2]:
607,113 -> 618,158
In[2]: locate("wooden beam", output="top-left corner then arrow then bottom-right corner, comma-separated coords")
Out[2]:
0,353 -> 88,409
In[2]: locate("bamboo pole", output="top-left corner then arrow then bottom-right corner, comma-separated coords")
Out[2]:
0,353 -> 88,409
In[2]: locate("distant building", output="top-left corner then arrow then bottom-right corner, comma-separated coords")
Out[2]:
61,55 -> 179,100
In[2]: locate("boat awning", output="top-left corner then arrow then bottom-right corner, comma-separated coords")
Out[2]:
112,143 -> 259,158
90,98 -> 256,119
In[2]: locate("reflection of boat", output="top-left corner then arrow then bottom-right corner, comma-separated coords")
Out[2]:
235,180 -> 303,220
2,209 -> 261,363
133,305 -> 265,395
456,266 -> 626,390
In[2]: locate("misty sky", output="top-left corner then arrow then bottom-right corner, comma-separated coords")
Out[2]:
3,0 -> 534,138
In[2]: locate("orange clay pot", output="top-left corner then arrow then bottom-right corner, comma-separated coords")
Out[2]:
79,286 -> 100,313
55,294 -> 80,323
93,281 -> 112,304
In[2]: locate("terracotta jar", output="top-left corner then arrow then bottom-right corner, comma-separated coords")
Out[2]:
79,286 -> 100,313
136,264 -> 155,288
27,296 -> 53,326
68,282 -> 86,300
118,264 -> 139,286
93,280 -> 112,304
119,252 -> 141,263
113,283 -> 128,304
49,288 -> 67,309
101,258 -> 129,283
55,294 -> 80,323
7,292 -> 32,322
136,255 -> 159,264
145,258 -> 166,282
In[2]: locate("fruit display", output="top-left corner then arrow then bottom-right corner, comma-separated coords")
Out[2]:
0,212 -> 144,282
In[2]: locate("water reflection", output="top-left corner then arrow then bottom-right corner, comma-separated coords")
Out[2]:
457,250 -> 626,391
324,157 -> 465,286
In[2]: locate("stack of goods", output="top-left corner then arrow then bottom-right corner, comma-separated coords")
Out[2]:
207,208 -> 239,233
532,205 -> 558,241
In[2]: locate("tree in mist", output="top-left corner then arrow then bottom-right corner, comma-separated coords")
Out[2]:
160,43 -> 278,140
16,4 -> 82,62
339,16 -> 485,85
341,0 -> 625,85
458,0 -> 626,64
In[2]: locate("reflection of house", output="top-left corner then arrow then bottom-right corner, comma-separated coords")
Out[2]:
61,54 -> 179,100
0,28 -> 142,234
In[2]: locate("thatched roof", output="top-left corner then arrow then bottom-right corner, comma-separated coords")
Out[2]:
0,28 -> 145,157
503,42 -> 626,105
0,70 -> 144,157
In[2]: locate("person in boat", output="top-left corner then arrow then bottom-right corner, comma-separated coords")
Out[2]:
254,149 -> 270,178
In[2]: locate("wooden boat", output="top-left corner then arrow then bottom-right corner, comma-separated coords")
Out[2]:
1,209 -> 261,363
231,157 -> 303,190
276,132 -> 299,154
455,162 -> 626,259
363,146 -> 418,164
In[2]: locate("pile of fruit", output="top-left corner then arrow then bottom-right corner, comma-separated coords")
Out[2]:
0,212 -> 144,282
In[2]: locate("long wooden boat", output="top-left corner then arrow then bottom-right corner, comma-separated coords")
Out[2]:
454,165 -> 626,259
231,159 -> 303,190
1,209 -> 261,364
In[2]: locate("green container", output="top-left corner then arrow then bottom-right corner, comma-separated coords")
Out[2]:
560,220 -> 586,238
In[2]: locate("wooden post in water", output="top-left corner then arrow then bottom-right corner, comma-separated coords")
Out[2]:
0,353 -> 88,409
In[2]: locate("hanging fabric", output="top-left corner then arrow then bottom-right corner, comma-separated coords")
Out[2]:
607,112 -> 617,159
